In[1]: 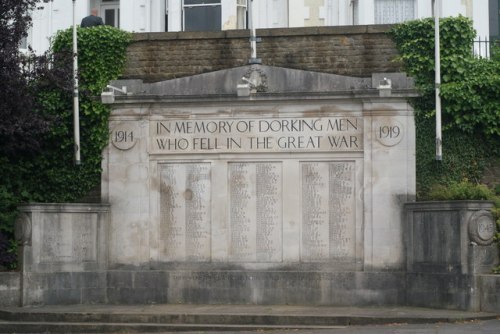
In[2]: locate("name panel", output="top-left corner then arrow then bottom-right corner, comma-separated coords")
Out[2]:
40,213 -> 97,263
228,162 -> 283,262
300,161 -> 356,262
159,163 -> 211,261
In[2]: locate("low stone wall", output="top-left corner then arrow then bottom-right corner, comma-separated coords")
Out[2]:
16,203 -> 110,306
0,272 -> 20,307
11,199 -> 500,310
479,275 -> 500,312
123,25 -> 400,83
405,201 -> 498,311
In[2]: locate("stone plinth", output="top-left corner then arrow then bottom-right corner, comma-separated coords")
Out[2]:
16,203 -> 109,305
405,201 -> 499,311
99,65 -> 417,305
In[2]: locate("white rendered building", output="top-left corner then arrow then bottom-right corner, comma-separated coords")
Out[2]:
23,0 -> 490,55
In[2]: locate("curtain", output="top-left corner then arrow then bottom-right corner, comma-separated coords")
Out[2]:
375,0 -> 415,24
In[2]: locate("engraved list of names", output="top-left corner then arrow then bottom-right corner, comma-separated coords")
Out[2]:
301,161 -> 356,262
229,162 -> 282,262
160,163 -> 211,261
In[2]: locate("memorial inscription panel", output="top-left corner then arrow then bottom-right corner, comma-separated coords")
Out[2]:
40,213 -> 97,263
150,117 -> 363,154
228,162 -> 282,262
159,163 -> 211,261
301,161 -> 356,262
153,116 -> 362,264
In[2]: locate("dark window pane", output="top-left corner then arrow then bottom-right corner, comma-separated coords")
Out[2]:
185,6 -> 221,31
185,0 -> 220,5
105,9 -> 115,26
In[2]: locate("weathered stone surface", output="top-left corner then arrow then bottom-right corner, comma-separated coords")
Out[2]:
122,25 -> 401,83
0,272 -> 20,307
405,201 -> 498,275
479,275 -> 500,312
16,204 -> 110,306
104,270 -> 405,305
406,273 -> 476,311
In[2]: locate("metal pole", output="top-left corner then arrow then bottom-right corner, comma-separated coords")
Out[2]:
72,0 -> 81,165
248,0 -> 261,64
434,0 -> 442,161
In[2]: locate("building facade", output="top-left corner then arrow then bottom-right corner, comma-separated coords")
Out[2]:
24,0 -> 490,55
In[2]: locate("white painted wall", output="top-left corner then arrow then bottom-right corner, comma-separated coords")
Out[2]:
358,0 -> 375,24
27,0 -> 89,54
166,0 -> 182,32
253,0 -> 289,28
441,0 -> 464,18
474,0 -> 490,38
289,0 -> 305,27
26,0 -> 490,55
416,0 -> 432,18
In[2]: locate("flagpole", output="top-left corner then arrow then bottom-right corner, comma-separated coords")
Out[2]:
248,0 -> 261,64
434,0 -> 442,161
72,0 -> 81,165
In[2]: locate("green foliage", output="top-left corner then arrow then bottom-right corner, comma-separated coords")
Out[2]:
0,26 -> 130,269
414,114 -> 495,198
15,25 -> 130,202
393,18 -> 500,273
491,41 -> 500,63
391,16 -> 500,137
493,209 -> 500,274
428,181 -> 498,202
391,17 -> 500,198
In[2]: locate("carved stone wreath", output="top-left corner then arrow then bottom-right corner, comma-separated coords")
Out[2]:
14,212 -> 32,246
242,66 -> 268,93
468,210 -> 495,246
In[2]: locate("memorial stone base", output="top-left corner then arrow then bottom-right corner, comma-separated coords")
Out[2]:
104,270 -> 406,305
13,66 -> 498,310
104,65 -> 415,306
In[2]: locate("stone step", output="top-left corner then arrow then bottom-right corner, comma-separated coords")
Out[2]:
0,305 -> 497,333
0,321 -> 346,333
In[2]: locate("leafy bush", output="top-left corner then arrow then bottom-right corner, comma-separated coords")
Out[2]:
392,17 -> 500,273
428,181 -> 498,202
391,17 -> 500,198
0,26 -> 130,269
0,232 -> 17,270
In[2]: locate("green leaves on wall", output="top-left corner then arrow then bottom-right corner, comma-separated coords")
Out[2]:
391,16 -> 499,198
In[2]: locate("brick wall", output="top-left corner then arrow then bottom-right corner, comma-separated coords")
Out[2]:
122,25 -> 401,83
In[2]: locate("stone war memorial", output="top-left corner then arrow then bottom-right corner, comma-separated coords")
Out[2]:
10,26 -> 499,312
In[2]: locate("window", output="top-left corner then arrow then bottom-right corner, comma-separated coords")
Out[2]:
375,0 -> 415,24
100,1 -> 120,28
237,0 -> 247,29
183,0 -> 221,32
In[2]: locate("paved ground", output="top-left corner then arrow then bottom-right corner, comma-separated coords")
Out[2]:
139,318 -> 500,333
1,304 -> 498,333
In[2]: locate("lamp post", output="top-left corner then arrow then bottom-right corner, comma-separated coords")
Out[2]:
72,0 -> 81,165
434,0 -> 442,161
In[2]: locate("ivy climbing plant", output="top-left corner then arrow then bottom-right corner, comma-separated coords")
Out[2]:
0,25 -> 130,269
19,25 -> 131,202
390,16 -> 500,198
